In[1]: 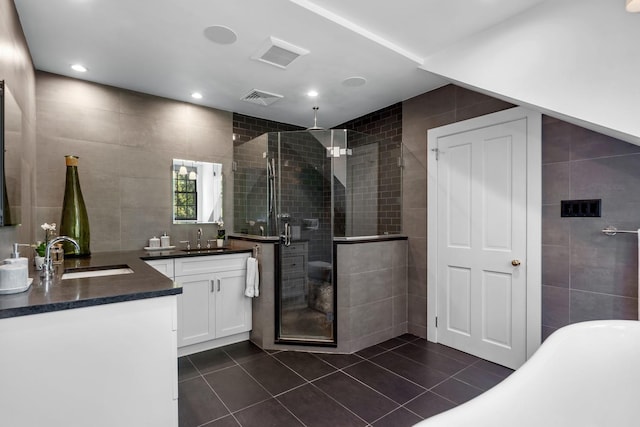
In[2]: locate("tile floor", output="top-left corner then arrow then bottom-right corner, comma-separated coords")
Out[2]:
178,334 -> 513,427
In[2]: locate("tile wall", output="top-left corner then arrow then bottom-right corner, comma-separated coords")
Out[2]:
541,115 -> 639,339
35,72 -> 234,251
336,239 -> 408,350
0,0 -> 36,258
337,103 -> 403,234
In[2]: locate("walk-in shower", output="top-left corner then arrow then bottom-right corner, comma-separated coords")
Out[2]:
233,129 -> 402,345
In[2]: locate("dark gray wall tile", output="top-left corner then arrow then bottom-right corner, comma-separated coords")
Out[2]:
571,126 -> 640,161
570,155 -> 640,202
570,245 -> 638,298
570,290 -> 637,323
542,162 -> 570,204
542,285 -> 570,328
542,120 -> 571,164
542,245 -> 570,287
541,205 -> 570,246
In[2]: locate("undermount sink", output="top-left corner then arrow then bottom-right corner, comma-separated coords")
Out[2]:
181,248 -> 227,254
61,264 -> 134,280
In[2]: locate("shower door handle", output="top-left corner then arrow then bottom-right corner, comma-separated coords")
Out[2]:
281,222 -> 291,247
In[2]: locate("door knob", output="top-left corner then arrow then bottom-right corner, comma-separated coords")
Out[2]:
511,259 -> 521,267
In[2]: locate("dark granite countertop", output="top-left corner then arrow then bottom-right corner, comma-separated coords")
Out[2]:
0,247 -> 254,319
139,246 -> 252,260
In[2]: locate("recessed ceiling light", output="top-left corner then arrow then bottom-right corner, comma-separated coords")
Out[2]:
71,64 -> 87,72
342,76 -> 367,87
191,92 -> 203,99
307,90 -> 318,97
203,25 -> 238,45
627,0 -> 640,12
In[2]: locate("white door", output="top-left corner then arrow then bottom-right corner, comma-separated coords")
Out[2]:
428,107 -> 541,369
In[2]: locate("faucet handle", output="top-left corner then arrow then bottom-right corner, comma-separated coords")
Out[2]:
179,240 -> 191,250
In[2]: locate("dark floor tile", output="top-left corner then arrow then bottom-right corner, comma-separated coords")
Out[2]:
313,352 -> 364,369
204,366 -> 270,412
377,337 -> 407,350
356,344 -> 387,359
178,356 -> 199,382
343,361 -> 424,404
396,333 -> 420,342
405,391 -> 456,419
240,355 -> 306,396
207,415 -> 240,427
234,398 -> 303,427
274,351 -> 336,380
371,351 -> 449,389
313,372 -> 399,423
223,341 -> 267,364
278,384 -> 366,427
454,365 -> 505,390
188,347 -> 236,374
473,359 -> 514,379
392,344 -> 467,375
178,377 -> 229,427
431,378 -> 484,404
372,407 -> 422,427
410,341 -> 480,365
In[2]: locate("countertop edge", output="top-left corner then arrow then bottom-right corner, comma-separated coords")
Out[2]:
0,288 -> 182,319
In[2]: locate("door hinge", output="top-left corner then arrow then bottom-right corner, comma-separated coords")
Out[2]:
431,148 -> 440,160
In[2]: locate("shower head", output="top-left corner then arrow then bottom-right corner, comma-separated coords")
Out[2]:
307,106 -> 324,131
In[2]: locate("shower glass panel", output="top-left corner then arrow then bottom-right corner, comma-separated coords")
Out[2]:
233,129 -> 401,345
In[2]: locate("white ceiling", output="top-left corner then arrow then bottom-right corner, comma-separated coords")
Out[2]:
12,0 -> 640,141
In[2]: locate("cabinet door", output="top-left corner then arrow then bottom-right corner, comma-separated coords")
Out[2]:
175,273 -> 215,347
214,269 -> 252,338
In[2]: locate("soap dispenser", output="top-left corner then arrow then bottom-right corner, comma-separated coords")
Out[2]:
4,243 -> 30,266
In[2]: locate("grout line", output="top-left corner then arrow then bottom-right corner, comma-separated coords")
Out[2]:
180,337 -> 506,426
305,381 -> 372,426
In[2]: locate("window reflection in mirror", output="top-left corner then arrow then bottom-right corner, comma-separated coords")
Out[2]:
172,159 -> 223,224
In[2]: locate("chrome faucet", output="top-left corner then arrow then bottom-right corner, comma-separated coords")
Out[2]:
196,228 -> 203,249
41,236 -> 80,279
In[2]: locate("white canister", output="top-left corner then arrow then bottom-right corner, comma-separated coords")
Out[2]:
149,236 -> 160,248
160,233 -> 171,248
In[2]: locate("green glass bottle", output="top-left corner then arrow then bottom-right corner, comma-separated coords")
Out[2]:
59,155 -> 90,257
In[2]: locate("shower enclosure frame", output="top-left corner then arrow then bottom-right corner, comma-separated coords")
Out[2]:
234,128 -> 400,347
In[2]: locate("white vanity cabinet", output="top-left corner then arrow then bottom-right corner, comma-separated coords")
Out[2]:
175,253 -> 252,349
147,252 -> 252,354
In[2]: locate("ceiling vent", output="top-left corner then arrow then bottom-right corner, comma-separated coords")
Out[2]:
241,89 -> 284,106
251,36 -> 309,69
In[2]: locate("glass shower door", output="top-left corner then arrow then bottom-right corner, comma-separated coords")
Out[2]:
276,130 -> 337,344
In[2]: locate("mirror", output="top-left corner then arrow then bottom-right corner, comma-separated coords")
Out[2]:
1,81 -> 22,226
172,158 -> 223,224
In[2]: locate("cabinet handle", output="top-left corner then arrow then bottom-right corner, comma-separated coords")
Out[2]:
217,278 -> 221,292
210,279 -> 214,293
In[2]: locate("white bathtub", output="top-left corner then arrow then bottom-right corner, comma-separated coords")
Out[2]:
415,320 -> 640,427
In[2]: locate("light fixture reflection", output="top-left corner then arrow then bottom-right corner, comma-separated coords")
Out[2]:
627,0 -> 640,12
188,170 -> 197,180
178,165 -> 187,175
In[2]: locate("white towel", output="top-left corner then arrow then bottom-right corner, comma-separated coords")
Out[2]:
245,257 -> 260,298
